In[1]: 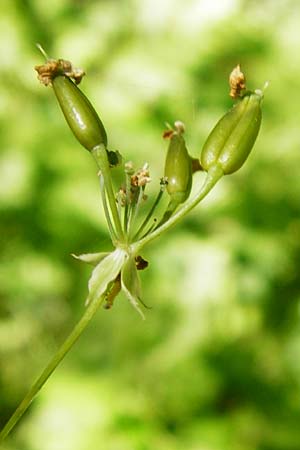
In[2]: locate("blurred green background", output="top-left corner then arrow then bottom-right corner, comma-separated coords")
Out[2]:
1,0 -> 300,449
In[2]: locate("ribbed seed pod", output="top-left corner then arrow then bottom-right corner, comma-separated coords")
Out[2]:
52,76 -> 107,151
164,132 -> 192,207
200,91 -> 263,175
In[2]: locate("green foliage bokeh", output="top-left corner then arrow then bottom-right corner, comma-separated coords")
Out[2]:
1,1 -> 300,449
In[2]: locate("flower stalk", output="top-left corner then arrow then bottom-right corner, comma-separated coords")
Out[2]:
92,145 -> 124,242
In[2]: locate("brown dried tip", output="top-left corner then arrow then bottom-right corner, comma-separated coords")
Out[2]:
135,255 -> 149,271
163,120 -> 185,139
35,58 -> 85,86
229,64 -> 246,98
163,129 -> 174,139
117,186 -> 127,207
131,163 -> 151,187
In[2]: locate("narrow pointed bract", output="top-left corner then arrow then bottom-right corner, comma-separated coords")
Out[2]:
86,248 -> 126,306
71,252 -> 110,266
121,255 -> 145,319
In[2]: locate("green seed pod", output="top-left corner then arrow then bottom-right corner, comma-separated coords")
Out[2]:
52,75 -> 107,151
200,91 -> 263,175
164,132 -> 192,207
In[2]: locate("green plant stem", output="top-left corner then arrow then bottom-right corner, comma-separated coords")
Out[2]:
133,187 -> 164,240
131,165 -> 223,254
92,145 -> 124,241
139,220 -> 157,239
123,169 -> 133,234
128,187 -> 144,240
99,174 -> 117,245
155,198 -> 179,229
125,188 -> 137,237
0,295 -> 105,443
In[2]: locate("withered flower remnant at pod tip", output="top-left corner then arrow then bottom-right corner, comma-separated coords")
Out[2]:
229,63 -> 246,98
35,45 -> 107,151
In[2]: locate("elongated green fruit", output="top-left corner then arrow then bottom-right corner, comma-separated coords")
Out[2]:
165,133 -> 192,208
200,90 -> 263,175
52,76 -> 107,151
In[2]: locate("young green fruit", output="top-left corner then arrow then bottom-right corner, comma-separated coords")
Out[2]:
52,75 -> 107,151
164,131 -> 192,208
200,91 -> 263,175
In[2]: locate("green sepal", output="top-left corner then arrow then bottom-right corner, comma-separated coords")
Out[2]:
86,248 -> 126,306
71,252 -> 110,266
121,255 -> 145,319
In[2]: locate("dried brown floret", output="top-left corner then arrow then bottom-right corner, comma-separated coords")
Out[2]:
131,163 -> 151,187
163,120 -> 185,139
116,186 -> 127,207
35,58 -> 85,86
229,64 -> 246,98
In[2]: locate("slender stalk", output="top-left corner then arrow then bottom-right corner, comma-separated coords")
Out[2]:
123,202 -> 129,234
99,174 -> 117,244
92,145 -> 124,241
116,192 -> 122,224
0,295 -> 105,443
131,165 -> 223,254
128,187 -> 144,240
133,187 -> 164,240
123,169 -> 133,234
125,188 -> 137,237
154,198 -> 178,229
139,219 -> 157,239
